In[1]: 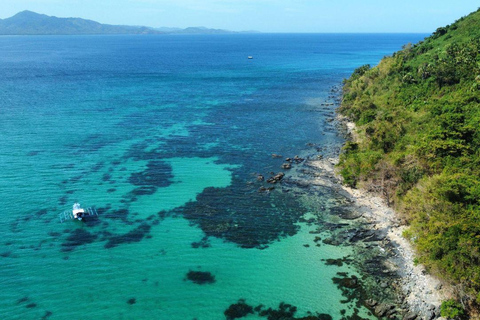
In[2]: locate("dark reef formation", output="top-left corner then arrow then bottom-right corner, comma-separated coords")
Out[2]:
224,299 -> 254,319
186,270 -> 216,285
223,300 -> 333,320
61,229 -> 98,252
104,223 -> 151,249
179,179 -> 306,249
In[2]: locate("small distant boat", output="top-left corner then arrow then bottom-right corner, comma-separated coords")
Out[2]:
248,56 -> 253,59
59,203 -> 98,223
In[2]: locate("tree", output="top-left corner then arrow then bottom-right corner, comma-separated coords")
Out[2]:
440,299 -> 465,319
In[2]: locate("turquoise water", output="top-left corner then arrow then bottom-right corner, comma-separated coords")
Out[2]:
0,34 -> 426,320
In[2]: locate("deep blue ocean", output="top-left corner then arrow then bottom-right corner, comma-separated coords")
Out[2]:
0,33 -> 426,320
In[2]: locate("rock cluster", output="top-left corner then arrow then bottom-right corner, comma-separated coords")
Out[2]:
267,172 -> 285,184
255,154 -> 308,193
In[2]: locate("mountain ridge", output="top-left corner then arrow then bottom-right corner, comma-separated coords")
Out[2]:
0,11 -> 249,35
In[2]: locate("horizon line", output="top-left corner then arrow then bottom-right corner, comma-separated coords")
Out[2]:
0,10 -> 434,35
0,32 -> 431,36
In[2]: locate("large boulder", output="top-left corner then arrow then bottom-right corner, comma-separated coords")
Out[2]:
374,304 -> 395,317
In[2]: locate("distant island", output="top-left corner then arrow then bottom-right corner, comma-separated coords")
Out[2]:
0,11 -> 255,35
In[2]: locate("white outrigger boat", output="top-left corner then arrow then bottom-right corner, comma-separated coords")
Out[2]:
59,203 -> 98,223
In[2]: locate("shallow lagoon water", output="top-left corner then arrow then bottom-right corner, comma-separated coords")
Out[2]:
0,33 -> 427,319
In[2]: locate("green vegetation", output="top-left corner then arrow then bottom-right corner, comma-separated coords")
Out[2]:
338,8 -> 480,302
440,299 -> 466,319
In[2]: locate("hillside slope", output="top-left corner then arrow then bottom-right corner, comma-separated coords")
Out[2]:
339,8 -> 480,305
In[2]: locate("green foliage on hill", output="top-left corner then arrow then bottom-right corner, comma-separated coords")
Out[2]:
338,8 -> 480,299
441,299 -> 466,319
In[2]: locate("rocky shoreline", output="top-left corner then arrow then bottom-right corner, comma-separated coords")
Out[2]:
300,114 -> 450,319
305,155 -> 447,319
253,86 -> 450,319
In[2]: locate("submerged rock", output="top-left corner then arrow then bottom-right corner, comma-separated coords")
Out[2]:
258,302 -> 297,319
16,296 -> 29,304
186,270 -> 216,285
128,160 -> 173,188
104,223 -> 151,249
178,181 -> 305,248
403,311 -> 418,320
329,206 -> 362,220
374,303 -> 395,317
224,299 -> 334,320
191,236 -> 211,248
258,186 -> 275,193
267,172 -> 285,184
349,229 -> 386,243
324,257 -> 352,267
224,299 -> 254,320
293,155 -> 304,163
61,229 -> 98,252
282,163 -> 292,169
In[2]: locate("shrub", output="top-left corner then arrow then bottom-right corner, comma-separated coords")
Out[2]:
351,64 -> 371,79
440,299 -> 465,319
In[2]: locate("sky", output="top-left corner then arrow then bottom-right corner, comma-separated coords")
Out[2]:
1,0 -> 479,33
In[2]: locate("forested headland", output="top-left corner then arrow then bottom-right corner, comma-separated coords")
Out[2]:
339,8 -> 480,316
